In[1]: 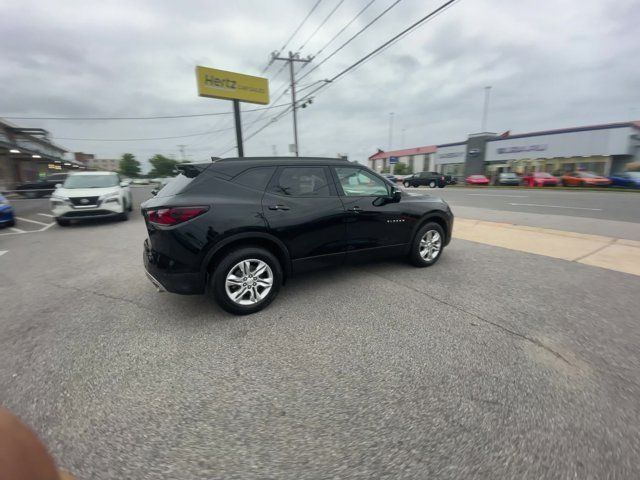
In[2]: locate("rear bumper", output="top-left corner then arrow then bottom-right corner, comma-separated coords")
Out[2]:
143,239 -> 204,294
0,207 -> 14,223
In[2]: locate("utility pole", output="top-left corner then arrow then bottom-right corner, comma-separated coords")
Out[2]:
388,112 -> 394,173
271,51 -> 312,156
481,86 -> 492,132
177,144 -> 186,162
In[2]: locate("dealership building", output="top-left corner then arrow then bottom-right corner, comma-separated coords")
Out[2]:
0,118 -> 88,190
370,120 -> 640,179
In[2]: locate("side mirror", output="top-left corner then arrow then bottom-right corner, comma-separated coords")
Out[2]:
391,187 -> 402,202
55,183 -> 62,188
151,189 -> 158,197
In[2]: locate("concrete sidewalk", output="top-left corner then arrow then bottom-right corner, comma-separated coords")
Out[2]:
454,218 -> 640,277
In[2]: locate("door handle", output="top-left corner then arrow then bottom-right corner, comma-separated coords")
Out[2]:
268,204 -> 290,211
347,206 -> 362,212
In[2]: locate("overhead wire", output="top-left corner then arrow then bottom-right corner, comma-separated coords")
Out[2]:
260,0 -> 325,75
242,0 -> 460,146
296,0 -> 345,53
2,103 -> 291,121
297,0 -> 404,83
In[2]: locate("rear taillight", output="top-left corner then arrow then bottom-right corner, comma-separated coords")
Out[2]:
441,176 -> 445,181
147,206 -> 208,226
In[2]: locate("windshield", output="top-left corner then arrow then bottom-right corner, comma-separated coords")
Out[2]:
63,174 -> 118,188
501,173 -> 517,178
534,172 -> 553,178
578,172 -> 598,178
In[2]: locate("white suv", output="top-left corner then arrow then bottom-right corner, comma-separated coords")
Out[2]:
51,171 -> 133,226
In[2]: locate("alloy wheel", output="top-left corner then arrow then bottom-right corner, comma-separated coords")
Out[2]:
225,259 -> 273,305
419,230 -> 442,261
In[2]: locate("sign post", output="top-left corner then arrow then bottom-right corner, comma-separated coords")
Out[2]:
196,66 -> 269,158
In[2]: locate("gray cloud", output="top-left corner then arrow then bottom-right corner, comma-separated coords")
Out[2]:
1,0 -> 639,169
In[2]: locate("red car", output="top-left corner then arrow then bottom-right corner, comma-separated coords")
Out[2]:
465,175 -> 490,185
522,172 -> 559,187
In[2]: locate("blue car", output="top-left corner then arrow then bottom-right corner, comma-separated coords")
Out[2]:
609,171 -> 640,188
0,194 -> 16,227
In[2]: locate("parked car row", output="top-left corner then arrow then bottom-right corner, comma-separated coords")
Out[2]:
487,171 -> 639,188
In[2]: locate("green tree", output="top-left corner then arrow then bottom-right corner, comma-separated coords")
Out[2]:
118,153 -> 141,178
393,163 -> 413,175
148,154 -> 179,177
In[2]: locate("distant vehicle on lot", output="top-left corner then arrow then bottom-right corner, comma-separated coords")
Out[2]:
609,171 -> 640,188
141,157 -> 454,315
497,172 -> 521,186
561,171 -> 611,187
383,173 -> 398,183
0,194 -> 15,227
132,178 -> 150,185
465,175 -> 490,185
402,171 -> 446,188
522,172 -> 559,187
50,171 -> 133,226
16,173 -> 68,198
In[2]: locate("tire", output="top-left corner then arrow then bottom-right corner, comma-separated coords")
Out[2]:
212,246 -> 283,315
7,218 -> 15,227
56,218 -> 70,226
127,197 -> 133,212
403,181 -> 410,188
438,184 -> 445,188
408,222 -> 445,267
118,205 -> 129,221
428,180 -> 436,188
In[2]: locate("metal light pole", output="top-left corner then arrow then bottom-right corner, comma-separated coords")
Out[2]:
388,112 -> 394,173
481,86 -> 492,132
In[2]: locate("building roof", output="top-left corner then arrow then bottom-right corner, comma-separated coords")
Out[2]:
368,146 -> 437,161
488,120 -> 640,142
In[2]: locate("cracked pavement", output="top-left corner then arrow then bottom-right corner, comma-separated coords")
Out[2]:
1,188 -> 640,479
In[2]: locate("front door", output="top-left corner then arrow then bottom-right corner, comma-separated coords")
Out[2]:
262,166 -> 346,272
331,166 -> 411,259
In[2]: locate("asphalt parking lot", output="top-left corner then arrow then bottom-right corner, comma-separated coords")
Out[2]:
1,187 -> 640,479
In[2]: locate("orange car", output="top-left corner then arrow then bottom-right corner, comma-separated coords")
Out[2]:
561,171 -> 611,187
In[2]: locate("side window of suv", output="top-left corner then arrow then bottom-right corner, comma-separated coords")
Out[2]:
233,167 -> 276,191
334,167 -> 389,197
270,167 -> 331,197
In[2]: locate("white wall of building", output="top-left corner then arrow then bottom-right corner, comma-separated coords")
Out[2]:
486,126 -> 635,162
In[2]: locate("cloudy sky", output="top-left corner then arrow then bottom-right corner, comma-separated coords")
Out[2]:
1,0 -> 639,171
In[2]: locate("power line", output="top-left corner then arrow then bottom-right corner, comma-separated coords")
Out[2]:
2,103 -> 290,121
243,0 -> 460,147
278,0 -> 324,54
297,0 -> 404,83
261,0 -> 324,74
296,0 -> 345,52
299,0 -> 460,102
311,0 -> 377,60
52,125 -> 236,142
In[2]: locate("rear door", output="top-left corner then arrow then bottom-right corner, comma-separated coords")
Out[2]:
262,166 -> 346,270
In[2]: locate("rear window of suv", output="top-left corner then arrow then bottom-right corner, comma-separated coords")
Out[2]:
232,167 -> 276,191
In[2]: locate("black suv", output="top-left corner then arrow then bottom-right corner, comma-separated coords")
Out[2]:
402,171 -> 447,188
141,158 -> 454,314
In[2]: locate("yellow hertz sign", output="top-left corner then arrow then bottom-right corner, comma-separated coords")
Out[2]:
196,66 -> 269,105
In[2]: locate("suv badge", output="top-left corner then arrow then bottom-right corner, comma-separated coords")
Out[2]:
80,198 -> 89,204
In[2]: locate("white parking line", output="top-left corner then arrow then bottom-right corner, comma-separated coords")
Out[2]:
0,250 -> 7,257
509,203 -> 602,211
16,216 -> 49,226
10,227 -> 25,233
467,194 -> 528,198
38,213 -> 54,218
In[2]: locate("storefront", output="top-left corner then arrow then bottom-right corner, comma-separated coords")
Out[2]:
485,122 -> 640,176
0,119 -> 81,190
434,142 -> 466,179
